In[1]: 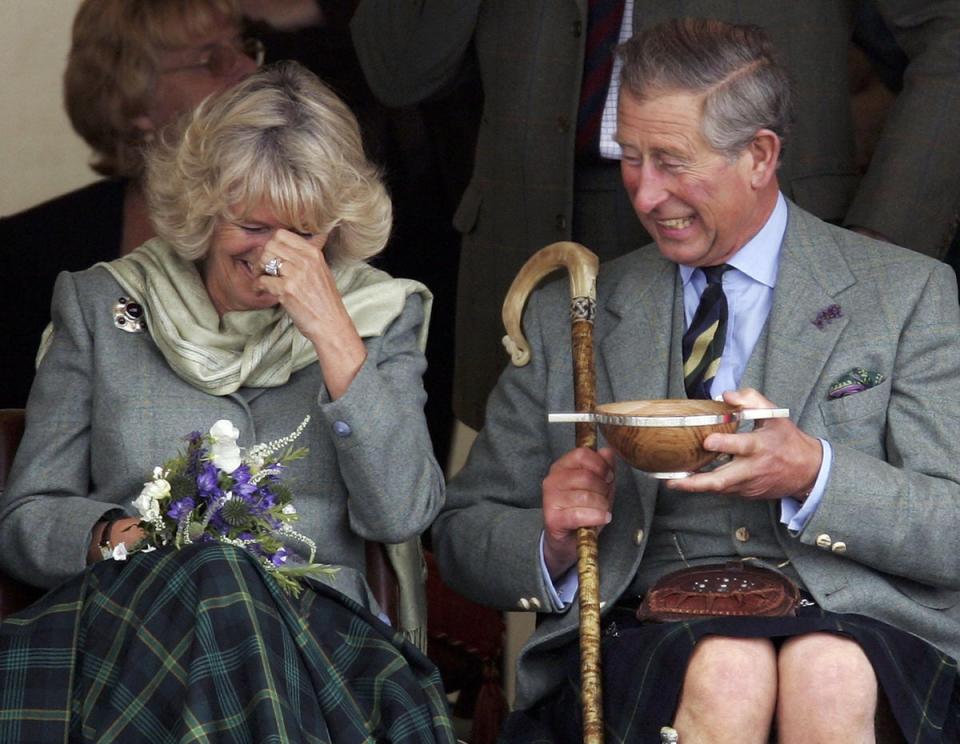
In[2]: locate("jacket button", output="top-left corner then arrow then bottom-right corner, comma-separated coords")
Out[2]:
518,597 -> 530,610
734,527 -> 750,542
572,20 -> 583,37
634,529 -> 645,545
815,533 -> 832,549
529,597 -> 542,610
332,420 -> 352,437
555,214 -> 567,231
557,115 -> 570,133
831,541 -> 847,554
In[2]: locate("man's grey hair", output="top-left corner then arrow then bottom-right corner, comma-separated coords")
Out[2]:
618,18 -> 793,160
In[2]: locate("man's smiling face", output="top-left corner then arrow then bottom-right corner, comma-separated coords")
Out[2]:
617,88 -> 777,267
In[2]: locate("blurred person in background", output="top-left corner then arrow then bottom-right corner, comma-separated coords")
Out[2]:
0,0 -> 261,408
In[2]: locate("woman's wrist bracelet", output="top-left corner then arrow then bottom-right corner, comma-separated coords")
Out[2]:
98,517 -> 123,559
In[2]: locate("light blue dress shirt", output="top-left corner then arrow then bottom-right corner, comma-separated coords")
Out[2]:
544,193 -> 833,608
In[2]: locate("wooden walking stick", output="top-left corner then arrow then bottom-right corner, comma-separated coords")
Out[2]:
502,241 -> 603,744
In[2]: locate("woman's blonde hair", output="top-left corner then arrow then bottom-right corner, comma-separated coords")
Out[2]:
64,0 -> 241,178
146,61 -> 392,266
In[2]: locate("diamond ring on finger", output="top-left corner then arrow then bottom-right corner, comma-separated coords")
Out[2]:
264,257 -> 284,277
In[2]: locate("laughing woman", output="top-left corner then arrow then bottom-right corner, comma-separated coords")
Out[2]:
0,62 -> 455,743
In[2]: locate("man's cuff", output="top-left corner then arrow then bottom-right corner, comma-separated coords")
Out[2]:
539,532 -> 578,610
780,439 -> 833,534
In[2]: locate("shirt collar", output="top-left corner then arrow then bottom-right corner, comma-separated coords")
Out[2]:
679,192 -> 787,289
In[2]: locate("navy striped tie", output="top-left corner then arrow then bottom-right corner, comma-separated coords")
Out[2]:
575,0 -> 626,159
683,265 -> 732,399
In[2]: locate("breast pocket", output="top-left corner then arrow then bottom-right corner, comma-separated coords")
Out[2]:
817,378 -> 891,455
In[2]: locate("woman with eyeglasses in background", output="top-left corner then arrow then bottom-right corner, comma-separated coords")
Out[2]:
0,0 -> 262,409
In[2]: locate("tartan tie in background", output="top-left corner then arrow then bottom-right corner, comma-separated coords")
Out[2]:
683,265 -> 733,399
575,0 -> 626,158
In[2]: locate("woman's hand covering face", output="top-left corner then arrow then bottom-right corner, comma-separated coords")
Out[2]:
255,228 -> 368,399
203,209 -> 367,399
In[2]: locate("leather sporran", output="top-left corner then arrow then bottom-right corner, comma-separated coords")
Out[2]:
636,561 -> 800,622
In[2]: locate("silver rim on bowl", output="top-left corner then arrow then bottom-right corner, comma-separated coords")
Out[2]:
547,408 -> 789,427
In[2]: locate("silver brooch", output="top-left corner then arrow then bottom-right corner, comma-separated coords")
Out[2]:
113,297 -> 146,333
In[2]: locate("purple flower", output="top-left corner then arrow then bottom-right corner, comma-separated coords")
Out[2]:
230,465 -> 259,499
167,497 -> 196,522
812,304 -> 843,330
271,547 -> 290,566
196,463 -> 222,501
257,488 -> 278,510
208,510 -> 232,535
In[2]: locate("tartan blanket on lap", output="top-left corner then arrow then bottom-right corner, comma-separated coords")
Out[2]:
0,543 -> 456,743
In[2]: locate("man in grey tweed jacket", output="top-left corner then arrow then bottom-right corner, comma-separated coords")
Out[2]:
352,0 -> 960,430
432,18 -> 960,742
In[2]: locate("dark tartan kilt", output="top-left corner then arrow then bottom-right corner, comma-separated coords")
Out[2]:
502,603 -> 960,744
0,543 -> 457,743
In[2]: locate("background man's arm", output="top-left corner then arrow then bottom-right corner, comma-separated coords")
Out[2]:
350,0 -> 482,107
845,1 -> 960,257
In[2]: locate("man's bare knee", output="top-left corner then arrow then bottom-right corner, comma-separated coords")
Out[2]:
674,636 -> 777,743
778,633 -> 877,743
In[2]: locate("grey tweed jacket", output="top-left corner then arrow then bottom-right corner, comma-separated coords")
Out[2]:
433,201 -> 960,709
0,266 -> 444,616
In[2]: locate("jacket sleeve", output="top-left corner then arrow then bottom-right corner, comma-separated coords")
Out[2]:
349,0 -> 482,107
319,294 -> 445,543
800,260 -> 960,589
431,287 -> 567,612
845,1 -> 960,257
0,272 -> 117,587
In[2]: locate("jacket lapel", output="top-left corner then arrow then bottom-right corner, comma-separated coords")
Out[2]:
596,247 -> 678,406
594,247 -> 677,556
762,203 -> 855,419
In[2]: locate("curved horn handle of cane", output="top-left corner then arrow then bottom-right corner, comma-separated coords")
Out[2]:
501,241 -> 605,743
502,242 -> 599,366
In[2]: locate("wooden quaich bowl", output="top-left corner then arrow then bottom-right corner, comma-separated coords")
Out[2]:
549,399 -> 790,478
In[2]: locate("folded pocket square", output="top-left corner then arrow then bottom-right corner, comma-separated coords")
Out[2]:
828,367 -> 886,399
